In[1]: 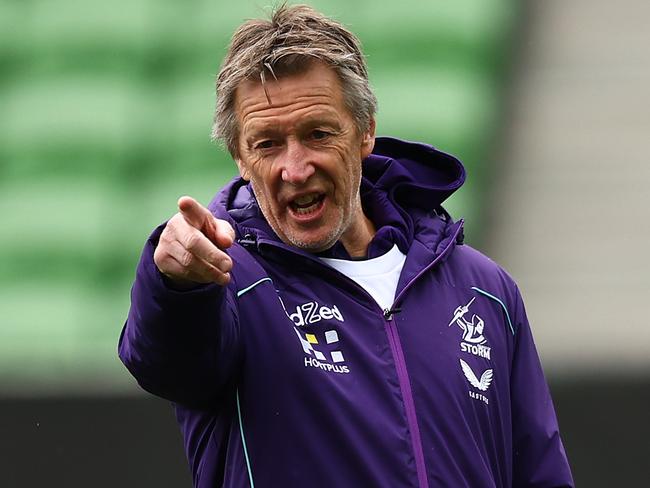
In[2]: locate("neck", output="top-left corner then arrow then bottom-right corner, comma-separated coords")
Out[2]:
339,210 -> 376,258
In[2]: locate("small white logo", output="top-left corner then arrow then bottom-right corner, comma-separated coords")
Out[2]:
294,328 -> 350,374
449,297 -> 485,344
276,295 -> 350,374
449,297 -> 491,360
459,359 -> 493,391
289,301 -> 344,326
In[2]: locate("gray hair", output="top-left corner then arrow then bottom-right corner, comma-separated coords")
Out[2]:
212,4 -> 377,157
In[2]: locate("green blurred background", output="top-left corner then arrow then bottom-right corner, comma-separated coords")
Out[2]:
0,0 -> 516,394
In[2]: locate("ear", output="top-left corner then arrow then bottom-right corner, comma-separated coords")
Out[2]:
235,158 -> 251,181
360,117 -> 376,160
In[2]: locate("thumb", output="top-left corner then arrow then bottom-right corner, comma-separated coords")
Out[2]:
213,218 -> 236,249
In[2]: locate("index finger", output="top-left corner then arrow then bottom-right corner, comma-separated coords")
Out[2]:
178,196 -> 236,249
178,196 -> 213,230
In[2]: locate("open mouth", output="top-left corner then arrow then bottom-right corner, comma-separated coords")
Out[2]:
289,193 -> 325,216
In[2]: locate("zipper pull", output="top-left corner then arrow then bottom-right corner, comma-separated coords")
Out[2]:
383,307 -> 402,321
237,233 -> 257,247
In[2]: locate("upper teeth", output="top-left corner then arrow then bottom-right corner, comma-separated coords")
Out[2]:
294,194 -> 318,206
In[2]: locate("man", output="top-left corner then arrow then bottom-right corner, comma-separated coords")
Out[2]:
119,5 -> 573,487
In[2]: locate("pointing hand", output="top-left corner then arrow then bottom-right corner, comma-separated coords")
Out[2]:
154,196 -> 236,288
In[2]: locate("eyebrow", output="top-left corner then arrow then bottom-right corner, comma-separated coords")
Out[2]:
246,127 -> 281,140
244,128 -> 282,149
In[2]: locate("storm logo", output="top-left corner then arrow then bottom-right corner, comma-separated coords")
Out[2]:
449,297 -> 492,360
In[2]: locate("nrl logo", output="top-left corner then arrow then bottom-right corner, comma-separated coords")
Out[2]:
449,297 -> 491,360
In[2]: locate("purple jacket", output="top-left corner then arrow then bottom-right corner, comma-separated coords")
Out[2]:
119,137 -> 573,488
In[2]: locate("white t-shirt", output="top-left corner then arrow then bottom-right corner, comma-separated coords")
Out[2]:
319,244 -> 407,311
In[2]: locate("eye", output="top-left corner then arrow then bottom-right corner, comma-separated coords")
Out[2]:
255,140 -> 275,150
311,129 -> 330,140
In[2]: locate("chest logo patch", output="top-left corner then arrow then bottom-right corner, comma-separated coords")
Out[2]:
277,295 -> 350,374
449,297 -> 492,360
460,358 -> 493,405
460,359 -> 493,391
294,328 -> 350,374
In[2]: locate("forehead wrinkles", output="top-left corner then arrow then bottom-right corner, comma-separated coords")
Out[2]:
240,96 -> 343,134
235,66 -> 348,134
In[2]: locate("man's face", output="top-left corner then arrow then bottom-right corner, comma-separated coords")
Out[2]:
234,62 -> 375,253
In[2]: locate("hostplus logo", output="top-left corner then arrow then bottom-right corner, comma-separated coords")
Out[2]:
294,328 -> 350,374
279,298 -> 350,374
448,297 -> 492,360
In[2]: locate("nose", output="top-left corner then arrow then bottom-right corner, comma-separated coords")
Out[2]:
280,138 -> 315,185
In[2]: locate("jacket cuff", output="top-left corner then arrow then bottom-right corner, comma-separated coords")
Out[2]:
141,222 -> 224,300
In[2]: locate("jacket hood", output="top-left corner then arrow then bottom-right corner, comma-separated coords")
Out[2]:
364,136 -> 465,213
208,136 -> 465,256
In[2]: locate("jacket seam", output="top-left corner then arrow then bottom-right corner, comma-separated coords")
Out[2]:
470,286 -> 516,335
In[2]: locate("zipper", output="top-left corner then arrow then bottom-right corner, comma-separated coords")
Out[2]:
240,221 -> 463,488
381,221 -> 463,488
383,307 -> 401,321
385,316 -> 429,488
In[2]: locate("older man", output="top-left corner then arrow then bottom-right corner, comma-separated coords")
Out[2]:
119,5 -> 573,488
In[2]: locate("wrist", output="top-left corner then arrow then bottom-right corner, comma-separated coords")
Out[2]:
160,272 -> 204,291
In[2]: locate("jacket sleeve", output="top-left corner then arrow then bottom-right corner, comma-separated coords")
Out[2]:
510,287 -> 574,488
118,224 -> 241,407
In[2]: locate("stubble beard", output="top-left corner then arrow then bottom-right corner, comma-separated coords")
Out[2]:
284,188 -> 364,252
253,184 -> 359,253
